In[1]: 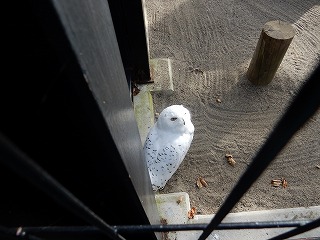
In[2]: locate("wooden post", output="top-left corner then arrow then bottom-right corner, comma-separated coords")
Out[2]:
247,20 -> 295,85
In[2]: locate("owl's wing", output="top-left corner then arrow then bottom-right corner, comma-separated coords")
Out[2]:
144,128 -> 193,190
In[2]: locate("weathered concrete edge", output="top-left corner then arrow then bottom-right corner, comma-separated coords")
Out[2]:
134,58 -> 174,144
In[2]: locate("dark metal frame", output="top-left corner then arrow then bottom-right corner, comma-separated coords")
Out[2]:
107,0 -> 151,84
2,0 -> 157,239
1,0 -> 319,239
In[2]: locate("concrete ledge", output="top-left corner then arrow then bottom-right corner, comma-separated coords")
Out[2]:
155,192 -> 191,240
133,90 -> 155,145
156,192 -> 190,224
133,58 -> 174,144
146,58 -> 174,93
155,192 -> 320,240
191,206 -> 320,240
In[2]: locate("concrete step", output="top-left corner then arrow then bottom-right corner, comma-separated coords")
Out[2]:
156,192 -> 320,240
133,58 -> 174,144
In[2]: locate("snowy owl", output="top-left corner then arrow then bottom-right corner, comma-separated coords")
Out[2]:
144,105 -> 194,191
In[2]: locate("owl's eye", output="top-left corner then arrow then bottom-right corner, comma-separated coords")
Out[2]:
170,117 -> 178,121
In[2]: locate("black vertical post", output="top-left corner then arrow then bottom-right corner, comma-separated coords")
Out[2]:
1,0 -> 159,239
108,0 -> 151,83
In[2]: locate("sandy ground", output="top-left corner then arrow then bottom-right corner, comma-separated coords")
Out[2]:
144,0 -> 320,214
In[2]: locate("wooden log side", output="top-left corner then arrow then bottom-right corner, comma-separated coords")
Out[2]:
247,20 -> 295,85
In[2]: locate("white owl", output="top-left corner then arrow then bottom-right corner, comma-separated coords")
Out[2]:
143,105 -> 194,191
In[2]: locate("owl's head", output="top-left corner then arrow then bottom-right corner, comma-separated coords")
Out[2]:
156,105 -> 194,134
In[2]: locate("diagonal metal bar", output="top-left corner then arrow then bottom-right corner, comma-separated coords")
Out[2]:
268,217 -> 320,240
199,64 -> 320,240
0,133 -> 126,240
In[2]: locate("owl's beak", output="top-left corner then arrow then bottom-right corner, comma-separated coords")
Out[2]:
183,119 -> 185,125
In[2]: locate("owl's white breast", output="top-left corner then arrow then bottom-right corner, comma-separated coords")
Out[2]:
143,105 -> 194,191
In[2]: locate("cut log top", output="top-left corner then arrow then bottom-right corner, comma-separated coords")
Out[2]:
247,20 -> 295,85
263,20 -> 295,40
